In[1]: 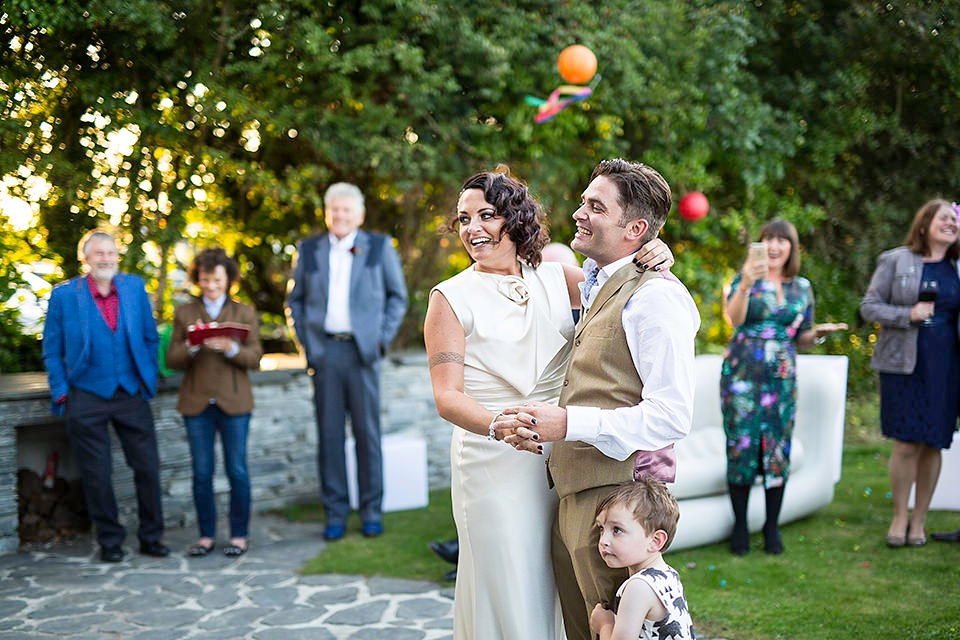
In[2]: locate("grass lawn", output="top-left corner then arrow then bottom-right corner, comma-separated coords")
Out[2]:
275,491 -> 458,583
278,396 -> 960,639
670,444 -> 960,639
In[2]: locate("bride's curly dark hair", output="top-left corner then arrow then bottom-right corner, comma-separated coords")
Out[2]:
446,165 -> 549,268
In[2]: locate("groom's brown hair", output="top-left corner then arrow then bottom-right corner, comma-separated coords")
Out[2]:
589,158 -> 672,244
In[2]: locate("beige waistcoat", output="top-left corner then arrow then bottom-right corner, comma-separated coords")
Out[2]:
547,262 -> 662,498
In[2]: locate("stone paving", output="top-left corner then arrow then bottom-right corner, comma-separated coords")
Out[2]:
0,513 -> 455,639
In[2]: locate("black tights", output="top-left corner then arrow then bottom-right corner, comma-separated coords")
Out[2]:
728,481 -> 786,554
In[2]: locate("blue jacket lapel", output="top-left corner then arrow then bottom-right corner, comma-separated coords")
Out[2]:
317,235 -> 331,299
349,231 -> 370,295
75,276 -> 92,364
116,274 -> 134,340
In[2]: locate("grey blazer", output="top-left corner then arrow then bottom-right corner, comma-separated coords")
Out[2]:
287,230 -> 408,367
860,246 -> 960,374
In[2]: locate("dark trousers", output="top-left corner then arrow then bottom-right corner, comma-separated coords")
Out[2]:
184,405 -> 252,539
312,337 -> 383,525
64,387 -> 164,548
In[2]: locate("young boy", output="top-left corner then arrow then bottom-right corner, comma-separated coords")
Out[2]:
589,477 -> 695,640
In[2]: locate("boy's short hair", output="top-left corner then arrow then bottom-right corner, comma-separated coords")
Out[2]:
596,476 -> 681,551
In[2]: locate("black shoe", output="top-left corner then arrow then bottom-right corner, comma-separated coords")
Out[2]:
139,541 -> 170,557
931,528 -> 960,542
443,568 -> 457,582
763,526 -> 784,554
100,545 -> 124,563
429,538 -> 459,565
730,524 -> 750,556
188,542 -> 215,557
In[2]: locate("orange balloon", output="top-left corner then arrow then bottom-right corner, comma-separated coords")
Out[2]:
557,45 -> 597,85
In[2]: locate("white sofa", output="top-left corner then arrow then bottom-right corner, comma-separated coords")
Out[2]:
667,354 -> 848,552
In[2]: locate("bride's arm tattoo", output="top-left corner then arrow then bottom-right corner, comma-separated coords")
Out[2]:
429,352 -> 464,368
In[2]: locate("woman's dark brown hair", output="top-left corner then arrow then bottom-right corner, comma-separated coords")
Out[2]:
759,218 -> 802,278
447,165 -> 548,268
188,248 -> 240,287
904,199 -> 960,260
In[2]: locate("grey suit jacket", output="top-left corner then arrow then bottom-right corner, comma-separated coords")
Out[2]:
860,246 -> 960,374
287,230 -> 408,367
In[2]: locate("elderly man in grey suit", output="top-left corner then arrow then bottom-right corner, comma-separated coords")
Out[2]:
288,182 -> 408,540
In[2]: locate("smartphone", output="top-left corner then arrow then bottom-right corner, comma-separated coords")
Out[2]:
749,242 -> 768,269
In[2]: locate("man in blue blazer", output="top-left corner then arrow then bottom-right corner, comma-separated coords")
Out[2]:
287,183 -> 408,540
42,230 -> 169,562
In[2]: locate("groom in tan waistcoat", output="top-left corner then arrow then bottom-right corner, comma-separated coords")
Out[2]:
502,159 -> 700,640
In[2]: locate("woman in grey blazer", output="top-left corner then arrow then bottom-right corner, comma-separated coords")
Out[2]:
860,199 -> 960,548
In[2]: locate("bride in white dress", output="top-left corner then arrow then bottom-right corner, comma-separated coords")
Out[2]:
424,168 -> 671,639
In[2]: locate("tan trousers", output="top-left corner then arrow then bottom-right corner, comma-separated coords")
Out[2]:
551,484 -> 629,640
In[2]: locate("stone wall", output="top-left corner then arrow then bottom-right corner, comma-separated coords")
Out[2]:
0,351 -> 453,553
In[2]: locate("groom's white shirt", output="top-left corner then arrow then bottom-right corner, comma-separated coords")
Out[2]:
565,254 -> 701,461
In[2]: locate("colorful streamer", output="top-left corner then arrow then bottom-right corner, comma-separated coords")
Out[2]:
525,85 -> 593,123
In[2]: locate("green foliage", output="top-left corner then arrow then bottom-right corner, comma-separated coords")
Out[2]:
2,1 -> 959,382
0,309 -> 43,373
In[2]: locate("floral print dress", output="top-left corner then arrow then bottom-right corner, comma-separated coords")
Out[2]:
720,274 -> 814,487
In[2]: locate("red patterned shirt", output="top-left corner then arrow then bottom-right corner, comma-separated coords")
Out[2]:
86,274 -> 118,331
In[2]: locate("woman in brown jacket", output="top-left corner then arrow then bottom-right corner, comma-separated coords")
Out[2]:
166,248 -> 262,557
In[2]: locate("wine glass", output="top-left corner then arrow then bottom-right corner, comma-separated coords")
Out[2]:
918,280 -> 939,326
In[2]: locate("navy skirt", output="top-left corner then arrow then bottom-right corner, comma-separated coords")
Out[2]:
880,259 -> 960,449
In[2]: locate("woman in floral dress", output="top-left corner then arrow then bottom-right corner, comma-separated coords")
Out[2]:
720,218 -> 846,555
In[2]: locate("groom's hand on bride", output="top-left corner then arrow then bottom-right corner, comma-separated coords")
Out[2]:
503,425 -> 542,454
499,403 -> 567,453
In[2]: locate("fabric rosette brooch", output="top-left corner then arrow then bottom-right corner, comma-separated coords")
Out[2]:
349,245 -> 362,256
497,276 -> 530,305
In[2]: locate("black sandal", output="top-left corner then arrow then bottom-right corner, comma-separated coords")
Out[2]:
223,543 -> 247,557
188,542 -> 215,557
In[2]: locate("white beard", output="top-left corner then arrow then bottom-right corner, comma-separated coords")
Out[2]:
90,265 -> 118,282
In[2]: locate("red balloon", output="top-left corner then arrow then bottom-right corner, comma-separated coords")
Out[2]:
678,192 -> 709,221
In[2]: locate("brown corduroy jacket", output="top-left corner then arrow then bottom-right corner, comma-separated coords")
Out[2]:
166,297 -> 263,416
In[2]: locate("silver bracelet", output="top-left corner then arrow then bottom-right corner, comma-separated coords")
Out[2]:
487,412 -> 504,440
813,335 -> 826,345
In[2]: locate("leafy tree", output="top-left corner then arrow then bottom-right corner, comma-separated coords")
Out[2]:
2,0 -> 959,390
740,0 -> 960,384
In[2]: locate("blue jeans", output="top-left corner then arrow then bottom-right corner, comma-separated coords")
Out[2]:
184,406 -> 251,539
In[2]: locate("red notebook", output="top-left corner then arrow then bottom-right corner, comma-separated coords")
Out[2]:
187,322 -> 250,346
